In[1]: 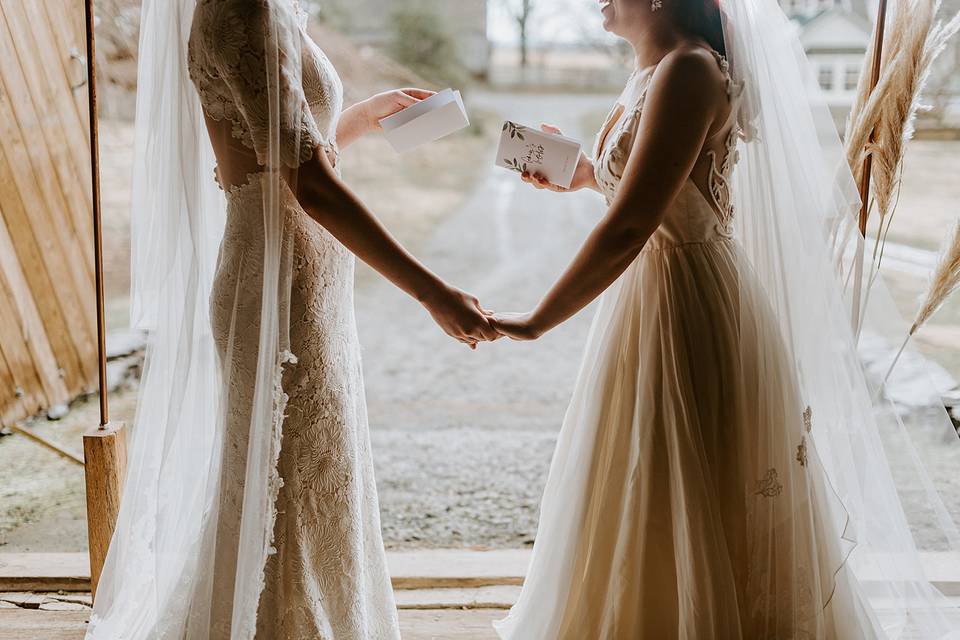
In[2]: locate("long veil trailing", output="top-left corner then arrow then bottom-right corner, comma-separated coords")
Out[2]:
723,0 -> 960,635
87,0 -> 313,637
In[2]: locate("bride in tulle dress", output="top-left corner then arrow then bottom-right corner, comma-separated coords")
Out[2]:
491,0 -> 960,638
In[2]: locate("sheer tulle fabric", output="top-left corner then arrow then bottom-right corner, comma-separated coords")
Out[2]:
87,1 -> 398,638
496,0 -> 960,638
495,233 -> 875,638
726,0 -> 960,636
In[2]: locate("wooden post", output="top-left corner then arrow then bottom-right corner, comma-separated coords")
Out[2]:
83,422 -> 127,598
851,0 -> 888,334
81,0 -> 127,600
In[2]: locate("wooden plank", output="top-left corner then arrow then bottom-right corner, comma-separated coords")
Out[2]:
0,592 -> 91,609
10,0 -> 94,269
0,550 -> 530,593
0,142 -> 84,396
0,211 -> 69,408
0,334 -> 28,426
401,609 -> 501,639
0,14 -> 96,391
6,550 -> 960,596
0,609 -> 88,640
0,554 -> 89,593
32,0 -> 93,184
4,605 -> 960,640
0,4 -> 96,301
388,549 -> 528,589
0,609 -> 505,640
39,0 -> 89,146
394,585 -> 520,610
10,424 -> 84,465
0,274 -> 41,423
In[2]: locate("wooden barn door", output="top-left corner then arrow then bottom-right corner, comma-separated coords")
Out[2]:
0,0 -> 97,426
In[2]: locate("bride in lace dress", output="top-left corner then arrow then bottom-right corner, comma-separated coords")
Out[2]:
492,0 -> 960,638
87,1 -> 496,638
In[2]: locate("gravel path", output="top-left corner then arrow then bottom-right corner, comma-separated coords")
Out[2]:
3,91 -> 957,554
358,91 -> 616,548
358,91 -> 960,551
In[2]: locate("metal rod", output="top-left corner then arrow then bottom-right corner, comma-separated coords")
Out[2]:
851,0 -> 888,333
84,0 -> 109,429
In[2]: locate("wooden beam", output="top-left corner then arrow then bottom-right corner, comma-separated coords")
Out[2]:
851,0 -> 889,333
9,424 -> 84,466
0,549 -> 530,593
0,554 -> 89,592
81,422 -> 126,599
0,608 -> 512,640
80,0 -> 128,604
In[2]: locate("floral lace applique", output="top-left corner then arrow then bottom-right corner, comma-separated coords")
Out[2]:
188,0 -> 341,171
187,3 -> 395,638
703,51 -> 744,238
593,49 -> 745,240
755,468 -> 784,497
797,406 -> 813,468
796,438 -> 809,468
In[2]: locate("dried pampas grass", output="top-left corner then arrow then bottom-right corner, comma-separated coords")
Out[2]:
913,221 -> 960,335
845,0 -> 960,233
880,220 -> 960,388
843,0 -> 959,339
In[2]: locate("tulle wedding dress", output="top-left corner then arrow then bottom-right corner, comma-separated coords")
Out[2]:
497,52 -> 879,639
496,1 -> 960,637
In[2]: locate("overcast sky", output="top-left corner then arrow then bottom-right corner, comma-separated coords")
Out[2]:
487,0 -> 616,47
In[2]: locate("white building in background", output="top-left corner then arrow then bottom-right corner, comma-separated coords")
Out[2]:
780,0 -> 960,130
779,0 -> 872,122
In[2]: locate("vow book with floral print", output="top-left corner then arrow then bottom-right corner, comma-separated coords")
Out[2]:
496,121 -> 582,188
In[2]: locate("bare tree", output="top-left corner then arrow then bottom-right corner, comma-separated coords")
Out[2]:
502,0 -> 537,68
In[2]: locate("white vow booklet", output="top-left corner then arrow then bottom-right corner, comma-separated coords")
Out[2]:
495,122 -> 582,189
379,88 -> 470,153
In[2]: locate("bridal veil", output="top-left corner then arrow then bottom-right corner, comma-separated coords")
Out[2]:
723,0 -> 959,634
84,0 -> 960,638
87,0 -> 312,637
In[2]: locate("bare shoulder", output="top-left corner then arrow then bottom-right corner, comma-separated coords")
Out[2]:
648,46 -> 728,104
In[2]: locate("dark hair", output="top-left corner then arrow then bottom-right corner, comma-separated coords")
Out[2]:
671,0 -> 726,57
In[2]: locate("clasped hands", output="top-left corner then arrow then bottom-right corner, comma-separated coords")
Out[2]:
420,284 -> 542,348
358,91 -> 586,348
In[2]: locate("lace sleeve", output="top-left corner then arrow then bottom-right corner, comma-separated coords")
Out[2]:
191,0 -> 323,169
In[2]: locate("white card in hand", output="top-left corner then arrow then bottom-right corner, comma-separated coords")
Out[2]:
379,88 -> 470,153
495,122 -> 582,189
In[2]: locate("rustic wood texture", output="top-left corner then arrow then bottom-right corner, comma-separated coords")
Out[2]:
0,554 -> 89,592
0,608 -> 510,640
0,549 -> 531,593
81,423 -> 126,599
0,0 -> 96,427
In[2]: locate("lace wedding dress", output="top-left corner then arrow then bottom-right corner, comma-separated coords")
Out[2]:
184,1 -> 398,637
495,51 -> 885,639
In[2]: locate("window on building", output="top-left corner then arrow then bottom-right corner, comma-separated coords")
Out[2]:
844,65 -> 860,92
818,66 -> 834,91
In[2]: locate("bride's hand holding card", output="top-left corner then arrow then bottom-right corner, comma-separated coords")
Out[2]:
378,88 -> 470,153
496,122 -> 583,189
